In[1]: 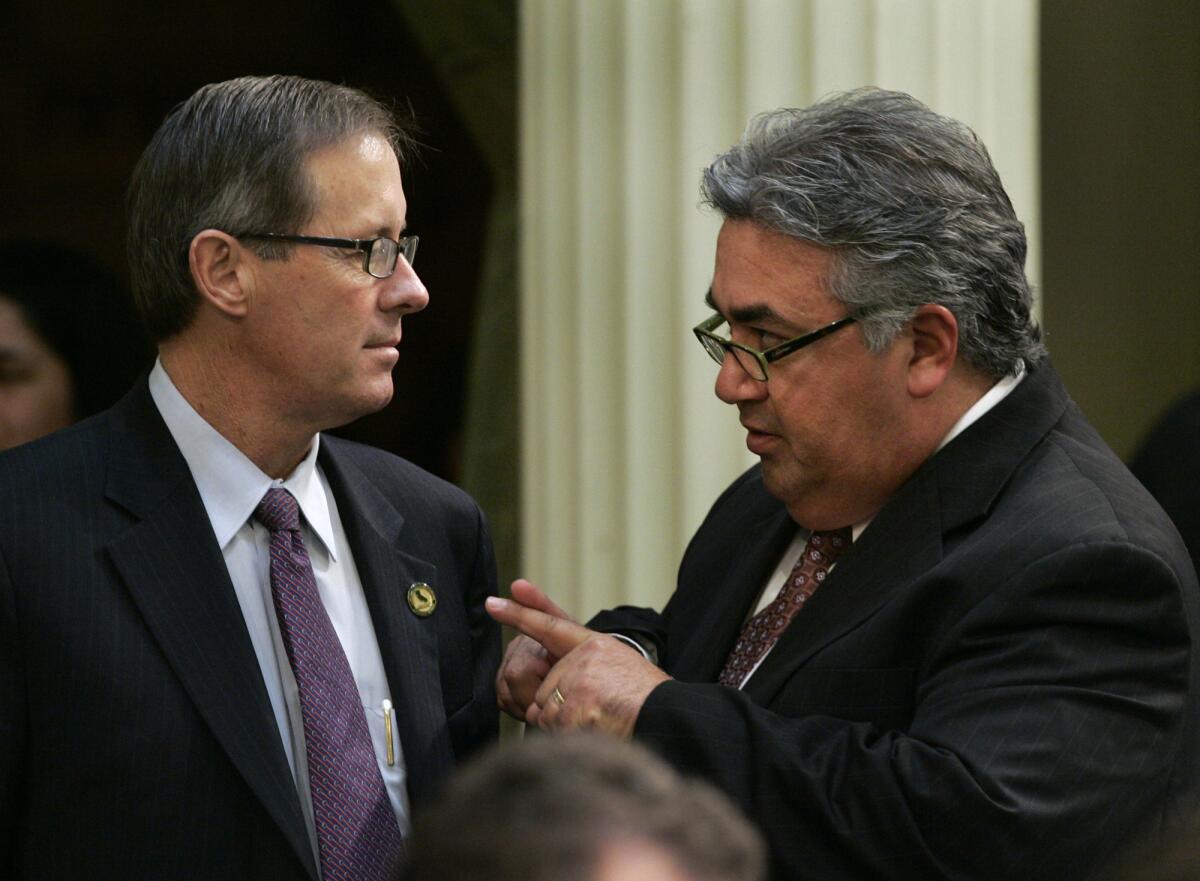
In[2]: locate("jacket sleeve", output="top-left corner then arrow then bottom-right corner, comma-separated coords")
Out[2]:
632,541 -> 1191,881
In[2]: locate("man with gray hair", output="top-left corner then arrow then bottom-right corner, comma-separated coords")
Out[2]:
0,75 -> 499,881
490,88 -> 1199,880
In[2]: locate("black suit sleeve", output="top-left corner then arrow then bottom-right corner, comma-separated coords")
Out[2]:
633,541 -> 1190,881
588,605 -> 668,660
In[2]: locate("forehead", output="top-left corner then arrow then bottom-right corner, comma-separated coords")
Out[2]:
711,220 -> 837,321
302,131 -> 406,226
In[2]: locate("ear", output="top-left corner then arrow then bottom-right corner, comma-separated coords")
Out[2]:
905,304 -> 958,398
188,230 -> 251,319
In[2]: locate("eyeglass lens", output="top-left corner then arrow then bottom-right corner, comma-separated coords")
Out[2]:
730,348 -> 766,380
366,236 -> 419,278
699,325 -> 767,380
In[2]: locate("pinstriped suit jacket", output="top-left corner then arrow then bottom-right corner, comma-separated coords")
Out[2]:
591,362 -> 1200,881
0,379 -> 499,880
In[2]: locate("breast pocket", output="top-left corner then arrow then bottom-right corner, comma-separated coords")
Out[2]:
772,667 -> 917,730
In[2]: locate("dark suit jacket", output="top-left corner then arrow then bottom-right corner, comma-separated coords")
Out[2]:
0,380 -> 500,880
591,362 -> 1200,881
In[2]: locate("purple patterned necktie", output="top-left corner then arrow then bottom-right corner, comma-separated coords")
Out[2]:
254,488 -> 404,881
718,528 -> 852,688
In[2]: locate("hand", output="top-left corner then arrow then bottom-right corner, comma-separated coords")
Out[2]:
486,584 -> 670,738
493,579 -> 575,721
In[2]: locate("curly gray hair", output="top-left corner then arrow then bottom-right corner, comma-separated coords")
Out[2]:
703,88 -> 1045,379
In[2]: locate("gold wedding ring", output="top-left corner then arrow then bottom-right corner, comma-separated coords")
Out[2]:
552,686 -> 566,706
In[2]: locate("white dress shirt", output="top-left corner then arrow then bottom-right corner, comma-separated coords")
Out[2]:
148,360 -> 410,865
734,364 -> 1028,686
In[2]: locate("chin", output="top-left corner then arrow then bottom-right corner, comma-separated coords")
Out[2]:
759,467 -> 793,505
359,385 -> 396,418
760,463 -> 813,513
326,382 -> 395,428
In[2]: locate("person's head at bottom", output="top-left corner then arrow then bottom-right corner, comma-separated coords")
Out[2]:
402,733 -> 766,881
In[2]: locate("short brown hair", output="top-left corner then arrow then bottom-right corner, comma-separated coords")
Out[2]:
403,733 -> 767,881
126,74 -> 414,341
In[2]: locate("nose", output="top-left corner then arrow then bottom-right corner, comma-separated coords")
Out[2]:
382,255 -> 429,314
714,351 -> 768,405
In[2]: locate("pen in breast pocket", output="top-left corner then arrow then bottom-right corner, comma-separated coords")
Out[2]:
382,699 -> 395,766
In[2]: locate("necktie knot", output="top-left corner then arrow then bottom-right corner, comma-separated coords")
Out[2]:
809,527 -> 852,566
255,487 -> 300,534
718,525 -> 853,689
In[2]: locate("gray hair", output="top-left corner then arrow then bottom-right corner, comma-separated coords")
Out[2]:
702,87 -> 1045,379
126,75 -> 414,342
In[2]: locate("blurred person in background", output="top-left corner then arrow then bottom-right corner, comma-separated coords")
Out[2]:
0,238 -> 150,449
403,732 -> 766,881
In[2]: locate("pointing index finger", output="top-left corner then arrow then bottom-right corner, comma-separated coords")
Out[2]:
510,578 -> 575,622
486,596 -> 592,657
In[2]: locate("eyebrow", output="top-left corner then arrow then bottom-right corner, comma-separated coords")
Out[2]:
704,288 -> 782,325
358,223 -> 407,239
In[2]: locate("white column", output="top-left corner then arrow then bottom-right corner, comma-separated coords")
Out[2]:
520,0 -> 1039,618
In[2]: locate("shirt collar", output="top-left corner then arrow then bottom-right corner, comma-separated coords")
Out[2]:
848,361 -> 1027,545
147,359 -> 338,559
936,360 -> 1027,453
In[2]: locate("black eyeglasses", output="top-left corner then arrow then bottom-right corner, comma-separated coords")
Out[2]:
693,312 -> 857,381
235,232 -> 418,279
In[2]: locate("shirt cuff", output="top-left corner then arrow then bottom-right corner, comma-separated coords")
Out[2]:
608,633 -> 658,665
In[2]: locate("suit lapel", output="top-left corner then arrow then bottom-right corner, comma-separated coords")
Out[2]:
743,361 -> 1072,706
744,471 -> 944,705
671,496 -> 799,682
103,383 -> 317,879
318,440 -> 454,806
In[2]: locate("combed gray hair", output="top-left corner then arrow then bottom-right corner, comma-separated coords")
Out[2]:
702,88 -> 1045,379
126,75 -> 414,341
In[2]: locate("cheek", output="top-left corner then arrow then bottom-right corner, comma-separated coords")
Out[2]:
1,367 -> 74,442
41,369 -> 75,424
772,384 -> 830,446
313,288 -> 377,342
771,381 -> 872,473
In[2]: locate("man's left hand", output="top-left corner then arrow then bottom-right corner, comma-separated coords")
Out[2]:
485,591 -> 670,738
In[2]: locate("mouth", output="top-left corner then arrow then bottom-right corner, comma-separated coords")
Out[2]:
364,337 -> 402,367
741,420 -> 780,455
366,336 -> 402,350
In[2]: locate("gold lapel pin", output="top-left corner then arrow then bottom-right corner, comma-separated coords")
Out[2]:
407,582 -> 437,617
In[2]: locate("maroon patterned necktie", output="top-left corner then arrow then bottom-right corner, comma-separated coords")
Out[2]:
254,488 -> 404,881
718,528 -> 852,688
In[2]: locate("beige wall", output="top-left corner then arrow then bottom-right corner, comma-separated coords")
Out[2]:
1041,0 -> 1200,459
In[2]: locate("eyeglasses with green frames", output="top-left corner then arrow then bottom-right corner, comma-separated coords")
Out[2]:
692,311 -> 857,381
234,232 -> 418,279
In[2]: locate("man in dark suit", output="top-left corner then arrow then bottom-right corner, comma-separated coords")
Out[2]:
0,75 -> 499,881
488,89 -> 1199,880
